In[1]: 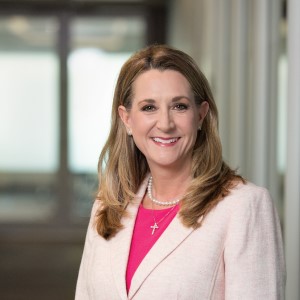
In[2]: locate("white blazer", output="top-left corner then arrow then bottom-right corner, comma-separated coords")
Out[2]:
75,177 -> 285,300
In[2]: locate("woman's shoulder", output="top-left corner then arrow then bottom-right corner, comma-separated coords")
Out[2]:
93,198 -> 102,209
230,180 -> 269,196
87,199 -> 102,230
220,180 -> 274,212
90,199 -> 101,217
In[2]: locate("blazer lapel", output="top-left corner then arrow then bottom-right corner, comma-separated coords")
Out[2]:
128,214 -> 195,299
109,177 -> 148,300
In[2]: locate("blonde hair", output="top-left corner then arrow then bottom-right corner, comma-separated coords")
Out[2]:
96,44 -> 244,239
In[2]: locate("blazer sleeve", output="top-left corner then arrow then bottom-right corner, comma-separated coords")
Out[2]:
75,200 -> 100,300
224,187 -> 286,300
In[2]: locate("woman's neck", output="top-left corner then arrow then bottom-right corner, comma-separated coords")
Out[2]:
142,168 -> 193,210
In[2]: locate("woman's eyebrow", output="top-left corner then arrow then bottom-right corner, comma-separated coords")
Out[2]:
137,96 -> 191,105
137,99 -> 155,104
171,96 -> 191,102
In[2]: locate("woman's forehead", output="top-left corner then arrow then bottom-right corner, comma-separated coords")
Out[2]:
132,69 -> 192,97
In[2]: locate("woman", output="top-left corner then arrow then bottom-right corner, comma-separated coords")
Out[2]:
75,45 -> 285,299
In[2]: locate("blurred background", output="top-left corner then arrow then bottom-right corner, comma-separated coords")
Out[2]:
0,0 -> 299,299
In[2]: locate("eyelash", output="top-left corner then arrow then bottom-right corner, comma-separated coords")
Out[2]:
174,103 -> 189,110
141,103 -> 189,112
141,105 -> 156,112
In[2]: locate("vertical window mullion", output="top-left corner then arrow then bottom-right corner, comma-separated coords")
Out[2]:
57,11 -> 71,224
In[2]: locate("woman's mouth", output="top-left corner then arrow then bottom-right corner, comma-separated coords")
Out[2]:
152,137 -> 179,145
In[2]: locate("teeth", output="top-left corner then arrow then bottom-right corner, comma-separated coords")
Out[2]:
153,137 -> 178,144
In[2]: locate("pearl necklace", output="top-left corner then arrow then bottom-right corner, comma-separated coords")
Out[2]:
147,176 -> 181,206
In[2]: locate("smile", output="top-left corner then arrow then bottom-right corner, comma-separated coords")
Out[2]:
152,137 -> 179,144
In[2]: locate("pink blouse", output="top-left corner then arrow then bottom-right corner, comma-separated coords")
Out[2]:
126,204 -> 179,292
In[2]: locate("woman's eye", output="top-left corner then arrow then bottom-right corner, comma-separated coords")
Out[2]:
174,103 -> 188,110
141,105 -> 156,112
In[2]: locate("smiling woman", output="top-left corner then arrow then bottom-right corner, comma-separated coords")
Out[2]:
75,45 -> 285,300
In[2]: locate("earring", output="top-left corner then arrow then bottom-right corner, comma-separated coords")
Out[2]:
127,129 -> 132,136
198,124 -> 202,131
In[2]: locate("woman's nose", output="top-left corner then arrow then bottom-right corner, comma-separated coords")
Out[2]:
156,109 -> 175,132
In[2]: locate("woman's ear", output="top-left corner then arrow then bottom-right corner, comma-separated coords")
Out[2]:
118,105 -> 132,135
198,101 -> 209,128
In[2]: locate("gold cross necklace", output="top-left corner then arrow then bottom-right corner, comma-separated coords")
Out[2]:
150,204 -> 177,235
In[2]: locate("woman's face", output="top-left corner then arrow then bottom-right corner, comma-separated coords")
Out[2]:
118,69 -> 209,171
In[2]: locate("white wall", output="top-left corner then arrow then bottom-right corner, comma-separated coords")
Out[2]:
285,0 -> 300,298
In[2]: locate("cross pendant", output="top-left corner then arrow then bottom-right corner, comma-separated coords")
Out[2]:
150,222 -> 159,235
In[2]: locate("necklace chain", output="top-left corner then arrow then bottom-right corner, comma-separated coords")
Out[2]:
150,201 -> 177,235
147,176 -> 181,206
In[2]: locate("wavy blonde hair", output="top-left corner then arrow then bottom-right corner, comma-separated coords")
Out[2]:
96,44 -> 244,239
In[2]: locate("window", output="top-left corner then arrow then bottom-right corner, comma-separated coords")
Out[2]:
0,16 -> 59,222
0,3 -> 166,236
